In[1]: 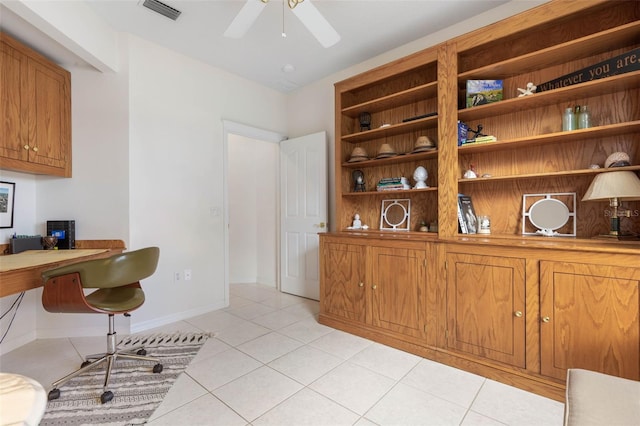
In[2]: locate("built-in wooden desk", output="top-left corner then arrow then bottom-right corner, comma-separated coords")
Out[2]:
0,240 -> 125,298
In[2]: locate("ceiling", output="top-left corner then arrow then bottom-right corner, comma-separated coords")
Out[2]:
2,0 -> 524,93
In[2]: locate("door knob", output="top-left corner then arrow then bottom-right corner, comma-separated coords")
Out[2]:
316,222 -> 326,228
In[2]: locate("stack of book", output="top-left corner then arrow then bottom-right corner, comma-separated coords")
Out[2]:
377,177 -> 410,191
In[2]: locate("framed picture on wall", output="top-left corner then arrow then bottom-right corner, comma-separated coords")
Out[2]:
0,181 -> 15,228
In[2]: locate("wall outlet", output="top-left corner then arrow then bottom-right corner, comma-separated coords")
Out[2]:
184,269 -> 192,281
174,272 -> 180,283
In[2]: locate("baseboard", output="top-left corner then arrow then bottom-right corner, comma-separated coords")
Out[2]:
0,330 -> 36,356
130,300 -> 228,334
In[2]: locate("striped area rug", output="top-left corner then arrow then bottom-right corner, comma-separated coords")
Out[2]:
41,332 -> 211,426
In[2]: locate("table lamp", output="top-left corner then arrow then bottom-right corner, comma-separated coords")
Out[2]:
582,170 -> 640,237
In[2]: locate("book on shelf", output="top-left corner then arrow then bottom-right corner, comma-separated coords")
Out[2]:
376,184 -> 411,191
378,177 -> 409,185
377,177 -> 410,191
457,194 -> 478,234
464,135 -> 497,144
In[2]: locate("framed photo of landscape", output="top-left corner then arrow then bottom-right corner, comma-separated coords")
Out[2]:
0,181 -> 15,228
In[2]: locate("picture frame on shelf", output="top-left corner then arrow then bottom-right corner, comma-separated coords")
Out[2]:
0,181 -> 16,229
458,194 -> 477,234
380,199 -> 411,231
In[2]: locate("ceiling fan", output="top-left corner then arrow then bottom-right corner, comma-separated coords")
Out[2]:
224,0 -> 340,48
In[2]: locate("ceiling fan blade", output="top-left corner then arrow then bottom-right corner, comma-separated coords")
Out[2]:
224,0 -> 267,39
291,0 -> 340,48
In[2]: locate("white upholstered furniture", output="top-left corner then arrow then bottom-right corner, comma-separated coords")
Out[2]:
564,369 -> 640,426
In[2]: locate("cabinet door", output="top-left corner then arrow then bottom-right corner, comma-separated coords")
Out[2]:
26,57 -> 70,173
540,261 -> 640,380
320,241 -> 366,322
0,39 -> 27,161
446,253 -> 526,368
369,245 -> 427,338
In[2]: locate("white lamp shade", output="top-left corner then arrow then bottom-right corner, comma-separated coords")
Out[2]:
582,171 -> 640,201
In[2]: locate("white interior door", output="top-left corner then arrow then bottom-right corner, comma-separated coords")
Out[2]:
280,131 -> 328,300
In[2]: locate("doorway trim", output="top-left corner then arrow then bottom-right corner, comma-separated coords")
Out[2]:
222,120 -> 287,305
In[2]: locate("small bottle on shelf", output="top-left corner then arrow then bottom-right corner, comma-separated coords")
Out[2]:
562,107 -> 575,131
578,105 -> 591,129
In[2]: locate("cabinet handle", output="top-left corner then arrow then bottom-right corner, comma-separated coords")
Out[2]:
514,311 -> 523,318
372,284 -> 377,290
358,282 -> 364,287
32,146 -> 38,152
24,145 -> 30,150
541,316 -> 550,323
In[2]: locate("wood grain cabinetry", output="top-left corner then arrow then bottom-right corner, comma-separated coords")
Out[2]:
445,252 -> 526,368
335,50 -> 440,233
0,32 -> 71,177
320,234 -> 428,342
540,260 -> 640,381
321,239 -> 366,323
451,1 -> 639,238
323,0 -> 640,401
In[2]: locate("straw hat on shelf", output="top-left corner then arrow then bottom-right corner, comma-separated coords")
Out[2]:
347,146 -> 369,162
375,143 -> 398,159
411,136 -> 437,153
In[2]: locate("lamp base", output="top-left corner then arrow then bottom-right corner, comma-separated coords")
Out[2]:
592,234 -> 640,241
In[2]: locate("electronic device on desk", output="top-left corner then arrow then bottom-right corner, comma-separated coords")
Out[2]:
46,220 -> 75,249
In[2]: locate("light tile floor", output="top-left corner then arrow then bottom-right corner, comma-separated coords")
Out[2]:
0,283 -> 565,425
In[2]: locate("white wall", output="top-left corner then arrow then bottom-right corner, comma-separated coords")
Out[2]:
125,35 -> 287,331
228,134 -> 278,287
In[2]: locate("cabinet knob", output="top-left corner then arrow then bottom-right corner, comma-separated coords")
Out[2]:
32,146 -> 38,152
514,311 -> 523,318
541,316 -> 550,323
24,145 -> 30,150
358,282 -> 364,287
372,284 -> 377,290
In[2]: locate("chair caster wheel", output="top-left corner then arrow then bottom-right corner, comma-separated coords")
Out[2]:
101,391 -> 114,404
153,363 -> 163,373
137,349 -> 147,356
81,360 -> 91,368
48,388 -> 61,400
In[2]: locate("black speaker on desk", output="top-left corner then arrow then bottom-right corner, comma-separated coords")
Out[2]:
47,220 -> 75,249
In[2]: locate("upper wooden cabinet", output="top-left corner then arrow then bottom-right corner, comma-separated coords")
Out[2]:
334,49 -> 440,233
333,0 -> 640,239
450,0 -> 640,238
0,32 -> 71,177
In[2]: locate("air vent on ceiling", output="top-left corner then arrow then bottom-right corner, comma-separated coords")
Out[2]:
142,0 -> 182,21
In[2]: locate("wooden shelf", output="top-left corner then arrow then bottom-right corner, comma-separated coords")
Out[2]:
343,187 -> 438,197
342,149 -> 438,168
458,121 -> 640,153
458,71 -> 640,122
459,21 -> 640,79
342,114 -> 438,143
342,81 -> 438,117
458,165 -> 640,184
